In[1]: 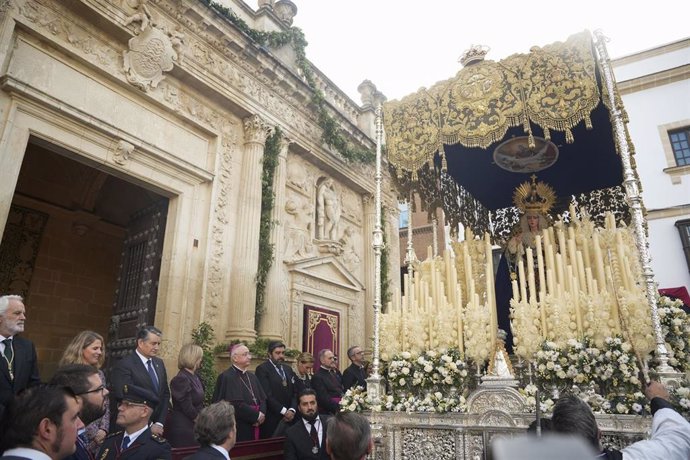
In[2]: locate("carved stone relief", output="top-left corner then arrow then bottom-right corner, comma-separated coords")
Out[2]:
123,3 -> 185,91
340,188 -> 363,226
286,164 -> 313,198
18,0 -> 121,73
283,193 -> 315,261
204,121 -> 238,322
338,226 -> 361,274
112,139 -> 135,165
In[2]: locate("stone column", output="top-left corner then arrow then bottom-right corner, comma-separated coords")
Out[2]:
258,134 -> 291,340
226,115 -> 273,342
362,193 -> 376,347
387,204 -> 402,298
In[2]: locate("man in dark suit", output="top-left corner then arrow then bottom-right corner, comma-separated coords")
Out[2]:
97,384 -> 171,460
255,340 -> 296,438
186,401 -> 237,460
110,326 -> 170,436
341,346 -> 367,391
283,389 -> 329,460
310,349 -> 343,415
0,384 -> 82,459
0,294 -> 40,421
212,344 -> 267,442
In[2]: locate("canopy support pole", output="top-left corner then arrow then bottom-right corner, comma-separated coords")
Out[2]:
367,100 -> 385,405
593,30 -> 673,375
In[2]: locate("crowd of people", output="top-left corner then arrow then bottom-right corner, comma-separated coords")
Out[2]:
2,293 -> 688,460
0,294 -> 373,460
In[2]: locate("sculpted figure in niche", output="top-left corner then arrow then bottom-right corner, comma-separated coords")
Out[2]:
316,178 -> 341,240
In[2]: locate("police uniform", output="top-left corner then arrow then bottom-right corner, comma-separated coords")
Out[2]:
97,385 -> 171,460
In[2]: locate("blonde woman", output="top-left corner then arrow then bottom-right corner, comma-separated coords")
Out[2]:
59,330 -> 109,454
166,343 -> 205,447
292,351 -> 314,394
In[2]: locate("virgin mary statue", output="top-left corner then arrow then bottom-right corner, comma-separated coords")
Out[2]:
495,175 -> 557,353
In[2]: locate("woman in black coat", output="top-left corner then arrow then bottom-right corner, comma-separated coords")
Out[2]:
165,344 -> 205,447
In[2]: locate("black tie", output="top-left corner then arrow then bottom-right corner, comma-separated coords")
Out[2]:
309,420 -> 319,447
2,338 -> 12,363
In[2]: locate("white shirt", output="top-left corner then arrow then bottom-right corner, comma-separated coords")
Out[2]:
301,416 -> 323,446
622,407 -> 690,460
210,444 -> 230,460
123,424 -> 150,446
135,350 -> 157,377
1,447 -> 51,460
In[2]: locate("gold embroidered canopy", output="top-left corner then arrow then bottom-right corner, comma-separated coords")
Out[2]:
383,31 -> 631,239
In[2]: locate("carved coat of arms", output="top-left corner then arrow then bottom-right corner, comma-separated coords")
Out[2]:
123,24 -> 177,91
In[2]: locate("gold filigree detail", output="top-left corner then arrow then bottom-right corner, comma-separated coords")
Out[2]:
384,31 -> 601,179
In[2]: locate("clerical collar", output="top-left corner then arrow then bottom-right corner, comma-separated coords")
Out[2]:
320,365 -> 332,372
232,365 -> 247,374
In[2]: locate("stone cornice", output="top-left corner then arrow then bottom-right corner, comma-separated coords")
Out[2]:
155,0 -> 373,149
615,64 -> 690,95
15,0 -> 375,185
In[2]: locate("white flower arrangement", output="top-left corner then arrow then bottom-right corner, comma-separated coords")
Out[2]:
656,296 -> 690,373
340,385 -> 370,412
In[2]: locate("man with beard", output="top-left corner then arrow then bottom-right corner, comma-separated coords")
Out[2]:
50,364 -> 110,460
255,341 -> 296,438
0,295 -> 40,421
283,390 -> 329,460
0,384 -> 83,460
97,384 -> 171,460
212,344 -> 267,442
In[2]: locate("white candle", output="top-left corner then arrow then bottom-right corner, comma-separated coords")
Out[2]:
536,235 -> 546,302
526,246 -> 537,303
592,231 -> 606,289
518,258 -> 527,303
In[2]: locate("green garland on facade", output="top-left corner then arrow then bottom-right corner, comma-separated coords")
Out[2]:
255,127 -> 281,328
200,0 -> 374,163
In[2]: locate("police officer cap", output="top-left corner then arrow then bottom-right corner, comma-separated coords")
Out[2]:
121,384 -> 159,409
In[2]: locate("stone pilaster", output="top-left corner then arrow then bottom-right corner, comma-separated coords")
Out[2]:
362,193 -> 376,348
258,134 -> 291,340
226,115 -> 273,342
387,205 -> 402,299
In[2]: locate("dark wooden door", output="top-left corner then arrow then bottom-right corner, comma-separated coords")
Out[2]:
106,200 -> 168,366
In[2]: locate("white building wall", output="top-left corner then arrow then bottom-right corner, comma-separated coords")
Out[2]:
613,38 -> 690,291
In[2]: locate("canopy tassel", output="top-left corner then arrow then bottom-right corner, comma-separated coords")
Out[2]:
565,128 -> 574,144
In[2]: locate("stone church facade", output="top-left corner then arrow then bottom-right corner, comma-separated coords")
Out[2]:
0,0 -> 400,375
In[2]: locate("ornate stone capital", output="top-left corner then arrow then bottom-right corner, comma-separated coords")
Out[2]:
243,114 -> 273,146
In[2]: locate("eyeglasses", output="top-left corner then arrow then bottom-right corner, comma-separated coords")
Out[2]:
77,385 -> 106,396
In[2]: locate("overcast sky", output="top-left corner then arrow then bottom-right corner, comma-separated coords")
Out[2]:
260,1 -> 689,103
